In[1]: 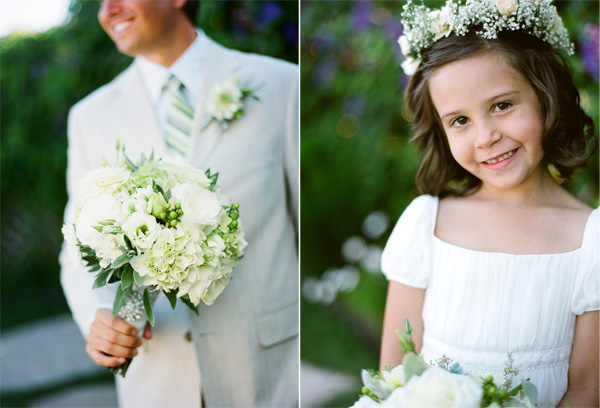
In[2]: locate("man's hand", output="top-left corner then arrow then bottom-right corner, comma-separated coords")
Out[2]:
85,309 -> 144,367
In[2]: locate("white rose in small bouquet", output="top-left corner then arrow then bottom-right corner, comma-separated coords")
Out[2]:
62,144 -> 246,377
353,319 -> 538,408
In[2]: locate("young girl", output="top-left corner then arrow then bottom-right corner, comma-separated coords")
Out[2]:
380,1 -> 598,406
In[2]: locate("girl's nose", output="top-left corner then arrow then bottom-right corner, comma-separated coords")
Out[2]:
474,122 -> 501,148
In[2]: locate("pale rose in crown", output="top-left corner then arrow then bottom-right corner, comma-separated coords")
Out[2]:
78,166 -> 130,205
384,366 -> 482,408
397,34 -> 412,56
493,0 -> 518,17
171,183 -> 222,231
429,7 -> 453,40
401,58 -> 421,76
206,76 -> 243,121
122,212 -> 160,251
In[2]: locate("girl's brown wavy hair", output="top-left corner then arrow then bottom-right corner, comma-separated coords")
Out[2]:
404,29 -> 597,197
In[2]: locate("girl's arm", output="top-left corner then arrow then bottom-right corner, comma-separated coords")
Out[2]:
559,310 -> 599,407
380,281 -> 426,372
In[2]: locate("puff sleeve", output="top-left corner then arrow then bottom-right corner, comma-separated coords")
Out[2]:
571,209 -> 599,315
380,195 -> 437,288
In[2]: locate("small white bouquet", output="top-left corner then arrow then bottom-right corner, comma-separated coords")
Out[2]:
352,320 -> 537,408
62,142 -> 246,376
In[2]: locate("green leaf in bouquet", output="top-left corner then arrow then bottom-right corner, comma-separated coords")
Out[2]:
521,379 -> 537,400
88,264 -> 101,272
152,179 -> 165,196
403,353 -> 429,383
205,169 -> 219,192
111,252 -> 133,269
113,284 -> 133,317
143,288 -> 155,326
180,295 -> 200,315
164,290 -> 178,310
149,150 -> 155,162
92,226 -> 103,233
133,270 -> 146,287
123,234 -> 134,251
92,269 -> 112,289
163,188 -> 172,202
123,152 -> 138,171
121,264 -> 134,290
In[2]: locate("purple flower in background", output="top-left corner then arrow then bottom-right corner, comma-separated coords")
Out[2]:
283,22 -> 299,45
344,95 -> 367,117
351,1 -> 372,32
313,57 -> 337,89
385,20 -> 403,43
256,2 -> 284,30
580,24 -> 599,82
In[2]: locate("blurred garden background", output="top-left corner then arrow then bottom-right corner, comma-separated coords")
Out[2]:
300,1 -> 599,406
0,1 -> 297,406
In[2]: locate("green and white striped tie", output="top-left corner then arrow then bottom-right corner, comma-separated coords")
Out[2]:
164,74 -> 194,157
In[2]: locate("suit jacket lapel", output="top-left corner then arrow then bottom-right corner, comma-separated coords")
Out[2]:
188,38 -> 243,166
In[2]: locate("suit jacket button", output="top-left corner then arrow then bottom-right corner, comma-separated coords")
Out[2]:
184,331 -> 193,342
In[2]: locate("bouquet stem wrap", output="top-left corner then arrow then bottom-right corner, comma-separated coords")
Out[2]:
110,286 -> 158,377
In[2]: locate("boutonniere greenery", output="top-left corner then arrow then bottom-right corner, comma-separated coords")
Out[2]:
201,75 -> 261,131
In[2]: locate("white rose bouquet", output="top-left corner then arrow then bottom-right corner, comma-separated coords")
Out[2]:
352,320 -> 537,408
62,143 -> 246,376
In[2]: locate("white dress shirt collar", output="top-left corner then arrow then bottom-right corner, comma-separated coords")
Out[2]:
136,29 -> 206,108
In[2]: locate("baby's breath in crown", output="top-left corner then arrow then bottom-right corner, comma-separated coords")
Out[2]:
398,0 -> 574,75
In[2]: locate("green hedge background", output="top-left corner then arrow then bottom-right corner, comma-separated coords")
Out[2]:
0,0 -> 298,331
300,1 -> 599,405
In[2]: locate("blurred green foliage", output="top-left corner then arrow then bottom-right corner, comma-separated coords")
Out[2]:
300,0 -> 599,389
0,0 -> 298,331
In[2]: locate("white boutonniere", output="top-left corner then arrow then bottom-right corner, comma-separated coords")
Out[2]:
202,76 -> 261,131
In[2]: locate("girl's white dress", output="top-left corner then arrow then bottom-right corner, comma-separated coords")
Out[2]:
381,195 -> 599,406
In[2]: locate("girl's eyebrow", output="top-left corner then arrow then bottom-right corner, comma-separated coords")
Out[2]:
440,90 -> 520,120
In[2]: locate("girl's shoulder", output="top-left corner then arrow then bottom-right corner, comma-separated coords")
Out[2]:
381,195 -> 438,288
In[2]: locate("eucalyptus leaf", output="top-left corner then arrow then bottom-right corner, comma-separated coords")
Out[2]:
88,264 -> 101,272
92,269 -> 111,289
111,253 -> 132,269
403,354 -> 428,383
113,284 -> 133,317
180,295 -> 199,315
123,235 -> 134,251
143,288 -> 155,326
133,270 -> 145,287
123,153 -> 138,171
521,380 -> 538,399
121,264 -> 134,290
164,290 -> 177,310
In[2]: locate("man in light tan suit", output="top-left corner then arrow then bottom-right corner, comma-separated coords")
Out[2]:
59,1 -> 298,406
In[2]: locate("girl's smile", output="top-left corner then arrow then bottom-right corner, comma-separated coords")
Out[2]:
428,53 -> 548,196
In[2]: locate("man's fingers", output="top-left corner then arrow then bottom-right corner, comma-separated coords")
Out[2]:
87,335 -> 139,359
95,309 -> 138,336
90,319 -> 142,349
86,346 -> 127,367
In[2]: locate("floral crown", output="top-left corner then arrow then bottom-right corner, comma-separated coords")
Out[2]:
398,0 -> 574,75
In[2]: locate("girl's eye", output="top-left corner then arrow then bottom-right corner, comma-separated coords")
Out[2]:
450,116 -> 469,128
494,102 -> 512,112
